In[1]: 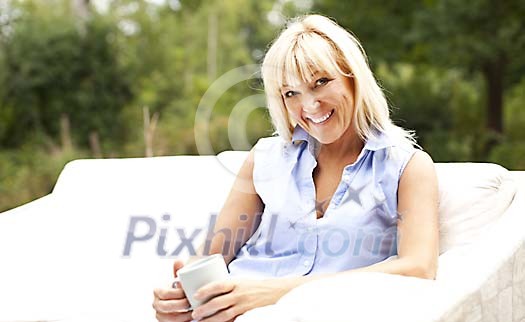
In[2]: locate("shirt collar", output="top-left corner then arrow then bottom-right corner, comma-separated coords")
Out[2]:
363,130 -> 394,151
291,124 -> 310,144
291,125 -> 394,152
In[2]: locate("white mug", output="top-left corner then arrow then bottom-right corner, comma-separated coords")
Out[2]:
172,254 -> 230,309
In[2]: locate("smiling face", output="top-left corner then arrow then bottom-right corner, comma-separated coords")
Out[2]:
281,72 -> 356,145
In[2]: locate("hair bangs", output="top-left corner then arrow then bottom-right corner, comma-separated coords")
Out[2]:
280,32 -> 345,90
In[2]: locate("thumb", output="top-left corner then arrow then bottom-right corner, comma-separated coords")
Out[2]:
173,259 -> 185,278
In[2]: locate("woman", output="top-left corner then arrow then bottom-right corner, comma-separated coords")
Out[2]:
153,14 -> 438,322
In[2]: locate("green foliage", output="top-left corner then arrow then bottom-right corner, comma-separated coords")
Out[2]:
488,141 -> 525,170
0,2 -> 132,149
0,144 -> 87,212
313,0 -> 424,65
413,0 -> 525,78
505,78 -> 525,142
0,0 -> 279,211
377,63 -> 486,161
491,78 -> 525,169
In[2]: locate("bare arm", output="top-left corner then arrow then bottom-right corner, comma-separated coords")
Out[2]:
204,148 -> 264,264
318,150 -> 439,279
152,152 -> 263,321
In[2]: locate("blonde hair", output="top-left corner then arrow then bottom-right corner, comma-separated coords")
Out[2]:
261,14 -> 417,148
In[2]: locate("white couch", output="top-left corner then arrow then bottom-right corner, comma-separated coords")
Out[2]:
0,151 -> 523,322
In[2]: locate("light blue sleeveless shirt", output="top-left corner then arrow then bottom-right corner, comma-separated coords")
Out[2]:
228,126 -> 417,278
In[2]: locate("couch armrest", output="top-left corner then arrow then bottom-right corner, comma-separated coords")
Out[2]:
431,171 -> 525,322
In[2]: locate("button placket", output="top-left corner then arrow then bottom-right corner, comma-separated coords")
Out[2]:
332,153 -> 369,207
329,169 -> 354,209
304,147 -> 318,217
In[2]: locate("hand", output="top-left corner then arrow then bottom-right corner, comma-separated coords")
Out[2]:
153,260 -> 193,322
190,278 -> 294,322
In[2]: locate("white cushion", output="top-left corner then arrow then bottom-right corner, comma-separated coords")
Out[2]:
435,163 -> 516,254
0,155 -> 247,321
237,272 -> 438,322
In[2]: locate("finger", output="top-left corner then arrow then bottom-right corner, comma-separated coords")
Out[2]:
154,287 -> 186,300
173,260 -> 185,277
155,311 -> 193,322
195,280 -> 235,300
192,292 -> 237,321
153,297 -> 191,314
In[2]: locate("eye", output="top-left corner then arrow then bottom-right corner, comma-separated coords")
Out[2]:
284,90 -> 297,98
314,77 -> 330,87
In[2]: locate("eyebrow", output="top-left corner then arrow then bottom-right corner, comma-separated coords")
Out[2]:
280,71 -> 329,89
280,68 -> 326,88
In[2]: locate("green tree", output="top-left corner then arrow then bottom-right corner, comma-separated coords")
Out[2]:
314,0 -> 423,65
0,0 -> 132,150
414,0 -> 525,141
106,0 -> 278,155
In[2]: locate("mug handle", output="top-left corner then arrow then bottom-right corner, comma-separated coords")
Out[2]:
171,277 -> 193,312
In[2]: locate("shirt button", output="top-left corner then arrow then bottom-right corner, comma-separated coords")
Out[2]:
303,260 -> 310,267
342,174 -> 351,182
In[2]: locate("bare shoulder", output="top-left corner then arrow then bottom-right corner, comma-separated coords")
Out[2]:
242,146 -> 256,170
233,147 -> 257,194
399,150 -> 438,202
402,150 -> 436,179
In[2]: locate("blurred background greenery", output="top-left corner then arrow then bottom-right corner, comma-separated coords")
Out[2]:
0,0 -> 524,212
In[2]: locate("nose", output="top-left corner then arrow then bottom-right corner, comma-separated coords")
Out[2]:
300,92 -> 320,113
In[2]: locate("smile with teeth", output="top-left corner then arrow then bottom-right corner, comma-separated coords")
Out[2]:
307,109 -> 334,124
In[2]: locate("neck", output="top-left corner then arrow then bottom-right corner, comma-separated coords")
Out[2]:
317,126 -> 364,167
